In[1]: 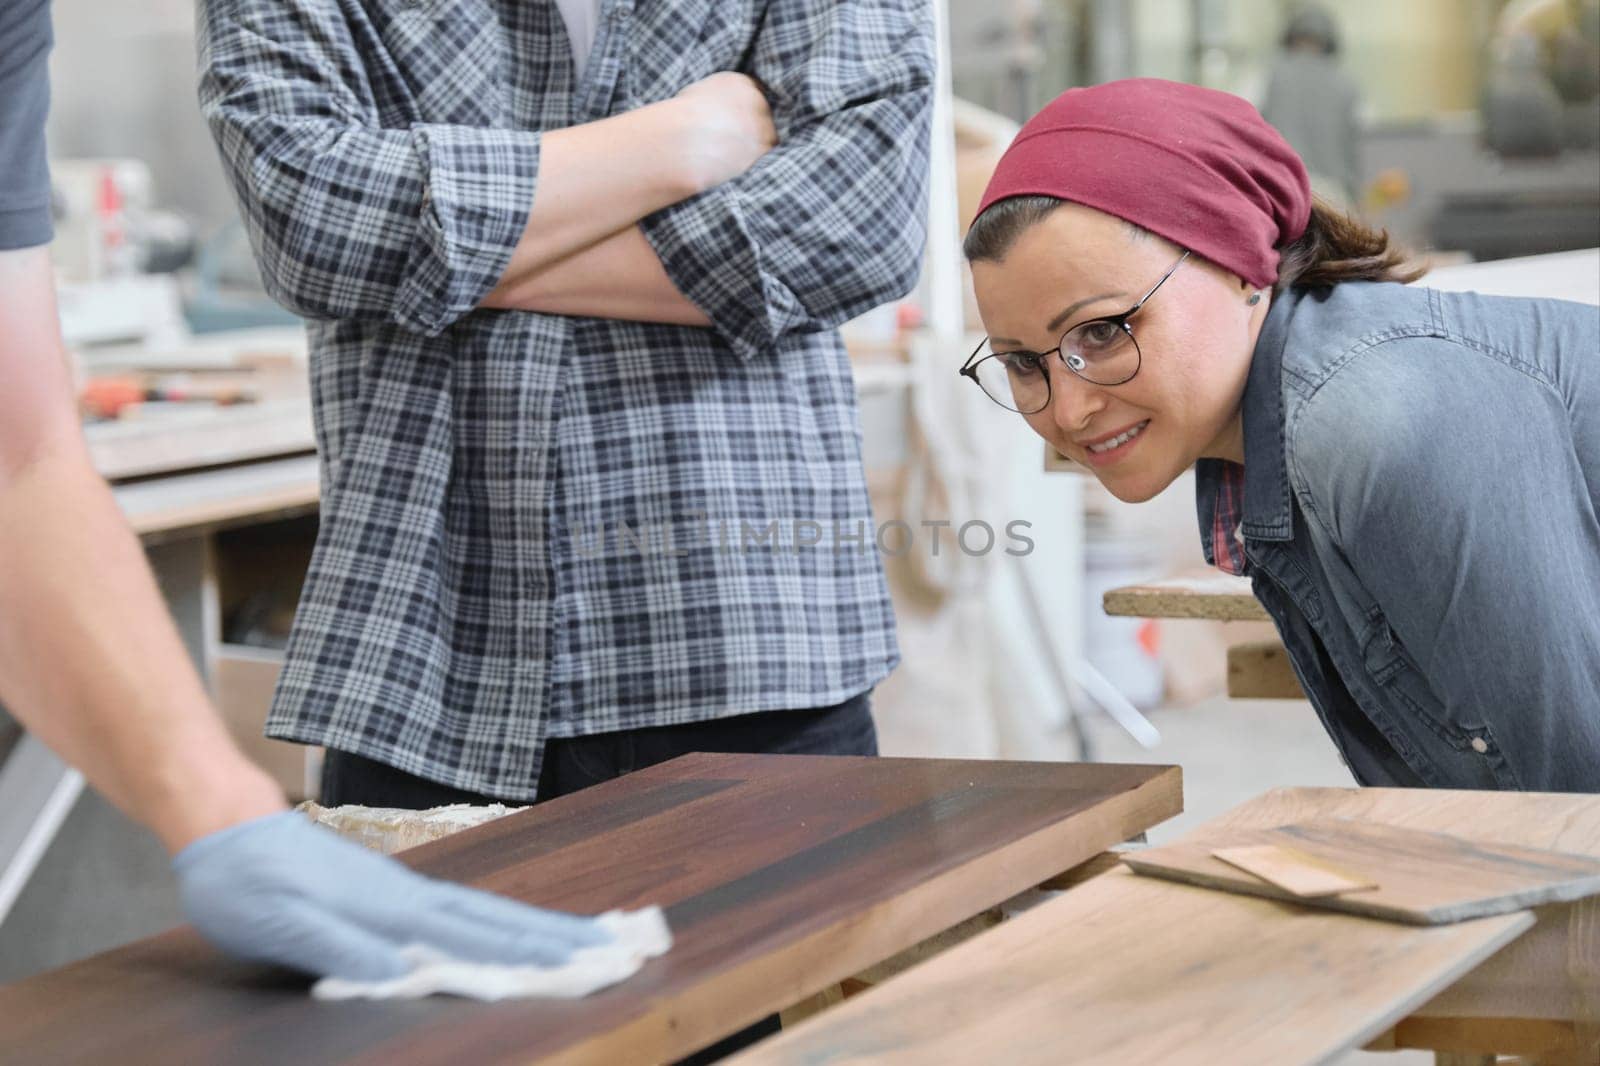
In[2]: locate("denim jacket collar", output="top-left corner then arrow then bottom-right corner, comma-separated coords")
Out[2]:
1195,287 -> 1302,561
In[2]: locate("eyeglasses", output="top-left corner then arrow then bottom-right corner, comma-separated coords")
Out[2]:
960,250 -> 1190,415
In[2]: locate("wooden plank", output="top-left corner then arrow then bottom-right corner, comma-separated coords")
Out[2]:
1035,850 -> 1123,890
1195,788 -> 1600,1024
779,983 -> 846,1029
1102,574 -> 1269,622
0,753 -> 1181,1066
1124,820 -> 1600,924
113,453 -> 320,542
728,866 -> 1532,1065
88,398 -> 315,482
731,788 -> 1600,1065
1210,844 -> 1377,897
1374,1016 -> 1597,1057
1226,640 -> 1305,699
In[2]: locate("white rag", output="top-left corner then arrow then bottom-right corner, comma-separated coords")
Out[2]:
311,907 -> 673,1001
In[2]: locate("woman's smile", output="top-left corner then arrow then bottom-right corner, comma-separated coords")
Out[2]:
1079,419 -> 1150,466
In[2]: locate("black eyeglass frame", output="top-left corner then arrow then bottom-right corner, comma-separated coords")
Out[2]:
960,250 -> 1192,414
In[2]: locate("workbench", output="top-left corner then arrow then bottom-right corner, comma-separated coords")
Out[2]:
733,786 -> 1600,1066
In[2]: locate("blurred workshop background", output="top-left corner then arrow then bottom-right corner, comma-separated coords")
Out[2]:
3,12 -> 1597,1052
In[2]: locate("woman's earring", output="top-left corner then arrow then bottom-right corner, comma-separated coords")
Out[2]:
1246,291 -> 1263,306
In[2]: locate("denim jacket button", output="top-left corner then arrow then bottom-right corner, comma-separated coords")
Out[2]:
1470,737 -> 1489,754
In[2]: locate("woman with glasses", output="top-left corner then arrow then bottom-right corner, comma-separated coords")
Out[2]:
961,78 -> 1599,792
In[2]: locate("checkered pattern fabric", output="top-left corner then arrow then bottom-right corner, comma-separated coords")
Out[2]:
1202,460 -> 1250,576
198,0 -> 933,799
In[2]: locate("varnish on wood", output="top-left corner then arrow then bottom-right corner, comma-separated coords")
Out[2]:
0,752 -> 1180,1065
1122,818 -> 1600,924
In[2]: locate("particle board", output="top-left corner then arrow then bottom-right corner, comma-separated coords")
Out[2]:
1102,574 -> 1269,622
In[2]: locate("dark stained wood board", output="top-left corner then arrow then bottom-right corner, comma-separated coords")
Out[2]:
1121,819 -> 1600,925
0,752 -> 1180,1065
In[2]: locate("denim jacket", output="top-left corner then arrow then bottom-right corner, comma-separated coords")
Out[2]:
1196,281 -> 1600,791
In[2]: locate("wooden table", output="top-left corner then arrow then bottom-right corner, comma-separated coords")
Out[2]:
114,451 -> 319,543
731,786 -> 1600,1066
0,752 -> 1181,1065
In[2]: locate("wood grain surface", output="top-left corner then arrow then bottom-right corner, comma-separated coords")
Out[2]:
1210,842 -> 1377,897
1198,788 -> 1600,1027
1124,819 -> 1600,924
729,788 -> 1579,1066
0,753 -> 1179,1066
1226,639 -> 1305,699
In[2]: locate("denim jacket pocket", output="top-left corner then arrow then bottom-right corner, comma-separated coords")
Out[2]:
1359,617 -> 1523,789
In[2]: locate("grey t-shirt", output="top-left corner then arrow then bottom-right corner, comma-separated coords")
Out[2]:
0,0 -> 53,250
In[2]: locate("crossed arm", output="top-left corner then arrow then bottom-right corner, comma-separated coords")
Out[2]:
473,72 -> 781,326
199,0 -> 935,354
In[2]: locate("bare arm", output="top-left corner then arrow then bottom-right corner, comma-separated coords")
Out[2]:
0,247 -> 284,854
483,73 -> 775,316
481,226 -> 710,325
496,74 -> 774,279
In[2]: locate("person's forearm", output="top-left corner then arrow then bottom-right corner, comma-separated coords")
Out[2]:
482,226 -> 711,326
0,437 -> 286,854
491,102 -> 702,291
0,248 -> 283,855
489,71 -> 775,299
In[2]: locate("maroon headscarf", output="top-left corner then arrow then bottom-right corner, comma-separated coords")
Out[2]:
975,79 -> 1312,288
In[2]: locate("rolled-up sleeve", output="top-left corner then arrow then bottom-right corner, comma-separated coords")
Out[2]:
639,0 -> 935,361
197,0 -> 540,335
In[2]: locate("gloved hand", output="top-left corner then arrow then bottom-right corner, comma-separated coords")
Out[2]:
173,811 -> 611,980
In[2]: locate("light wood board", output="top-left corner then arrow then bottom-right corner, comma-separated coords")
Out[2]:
88,398 -> 315,481
113,453 -> 320,543
1102,574 -> 1269,622
1226,639 -> 1305,699
1198,788 -> 1600,1027
0,753 -> 1180,1065
733,789 -> 1600,1064
728,864 -> 1532,1065
1123,819 -> 1600,924
1210,843 -> 1377,897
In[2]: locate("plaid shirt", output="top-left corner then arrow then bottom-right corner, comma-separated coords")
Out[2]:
198,0 -> 933,798
1196,460 -> 1249,576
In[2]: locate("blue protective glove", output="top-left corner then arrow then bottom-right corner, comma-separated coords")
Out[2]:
173,811 -> 612,980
